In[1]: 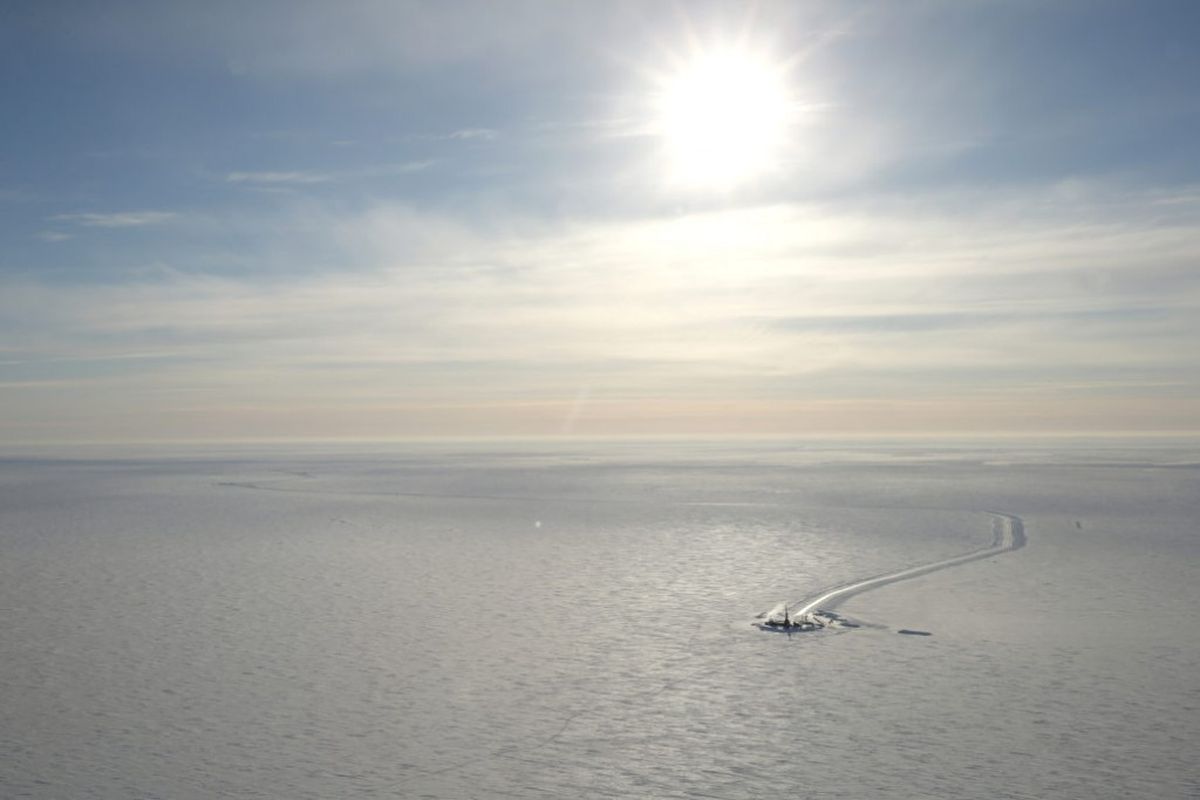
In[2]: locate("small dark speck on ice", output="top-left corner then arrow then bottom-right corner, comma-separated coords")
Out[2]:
897,629 -> 933,636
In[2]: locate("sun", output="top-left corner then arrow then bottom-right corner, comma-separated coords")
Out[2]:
654,47 -> 793,189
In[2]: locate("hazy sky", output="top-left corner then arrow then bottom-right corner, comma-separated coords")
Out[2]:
3,1 -> 1199,442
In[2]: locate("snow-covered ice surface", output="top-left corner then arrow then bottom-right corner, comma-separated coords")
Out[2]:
1,439 -> 1197,798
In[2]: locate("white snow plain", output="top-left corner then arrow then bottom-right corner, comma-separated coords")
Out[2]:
1,439 -> 1197,798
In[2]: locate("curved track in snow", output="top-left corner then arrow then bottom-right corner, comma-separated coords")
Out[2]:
775,511 -> 1025,621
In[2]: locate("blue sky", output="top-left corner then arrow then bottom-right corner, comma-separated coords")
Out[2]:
2,1 -> 1199,442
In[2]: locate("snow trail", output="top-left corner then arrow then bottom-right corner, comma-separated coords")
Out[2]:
779,511 -> 1025,620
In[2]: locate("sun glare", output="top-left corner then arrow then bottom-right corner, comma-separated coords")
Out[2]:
655,48 -> 793,189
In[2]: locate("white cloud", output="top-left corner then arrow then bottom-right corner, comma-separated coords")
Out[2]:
51,211 -> 176,228
225,161 -> 435,186
448,128 -> 498,141
35,230 -> 74,242
226,170 -> 332,184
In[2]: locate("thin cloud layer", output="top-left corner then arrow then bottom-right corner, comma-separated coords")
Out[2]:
5,187 -> 1198,440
